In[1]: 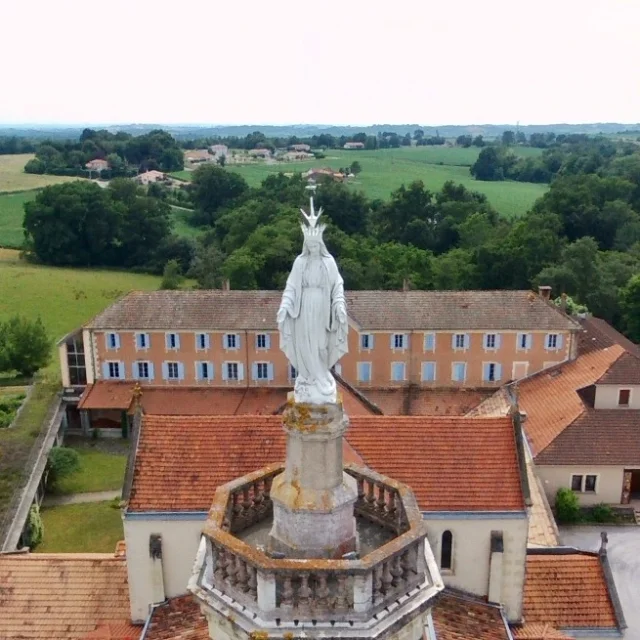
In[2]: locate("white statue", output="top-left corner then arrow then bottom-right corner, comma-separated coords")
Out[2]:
277,192 -> 348,404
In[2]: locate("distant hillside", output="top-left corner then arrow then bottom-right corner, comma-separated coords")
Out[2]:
1,122 -> 639,141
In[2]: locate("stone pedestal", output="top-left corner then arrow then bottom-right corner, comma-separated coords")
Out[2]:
268,396 -> 358,558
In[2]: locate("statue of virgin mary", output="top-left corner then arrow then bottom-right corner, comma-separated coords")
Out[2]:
277,194 -> 348,404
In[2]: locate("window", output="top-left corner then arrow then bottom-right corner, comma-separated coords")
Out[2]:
167,362 -> 179,379
484,333 -> 499,350
107,362 -> 120,379
225,333 -> 239,349
422,362 -> 436,382
360,333 -> 373,350
571,475 -> 583,491
256,362 -> 269,380
136,333 -> 150,350
441,530 -> 453,571
483,363 -> 502,382
66,336 -> 86,386
517,333 -> 532,350
256,333 -> 269,349
226,362 -> 239,381
358,362 -> 372,382
585,475 -> 598,492
545,333 -> 562,350
392,334 -> 406,349
196,333 -> 209,350
452,362 -> 466,382
391,362 -> 406,382
452,333 -> 469,350
289,365 -> 297,380
106,333 -> 120,350
166,333 -> 180,350
618,389 -> 631,406
137,362 -> 150,380
197,361 -> 212,380
424,333 -> 435,351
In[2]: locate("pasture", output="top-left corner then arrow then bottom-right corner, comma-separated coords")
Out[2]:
0,154 -> 80,193
0,191 -> 34,248
173,146 -> 547,218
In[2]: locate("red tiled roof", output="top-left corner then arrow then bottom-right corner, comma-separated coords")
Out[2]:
128,414 -> 524,513
0,552 -> 135,640
535,408 -> 640,465
432,590 -> 510,640
523,552 -> 619,631
595,351 -> 640,385
81,623 -> 140,639
78,383 -> 134,411
512,624 -> 572,639
145,595 -> 208,640
511,347 -> 625,456
578,316 -> 640,358
84,290 -> 577,331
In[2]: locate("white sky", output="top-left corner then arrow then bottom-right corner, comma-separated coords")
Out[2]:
1,0 -> 639,126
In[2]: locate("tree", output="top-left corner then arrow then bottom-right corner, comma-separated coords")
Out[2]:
0,316 -> 51,376
160,259 -> 183,290
350,161 -> 362,175
456,135 -> 473,148
501,130 -> 516,145
621,274 -> 640,341
189,243 -> 225,289
316,181 -> 369,235
470,147 -> 504,181
217,154 -> 226,167
515,131 -> 527,144
47,447 -> 81,489
472,135 -> 485,147
191,164 -> 248,226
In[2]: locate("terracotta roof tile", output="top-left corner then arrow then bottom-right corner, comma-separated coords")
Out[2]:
578,316 -> 640,357
128,414 -> 524,513
361,387 -> 493,416
432,590 -> 510,640
512,624 -> 572,639
595,351 -> 640,385
523,552 -> 619,631
78,382 -> 135,410
81,623 -> 140,639
0,552 -> 135,640
536,408 -> 640,465
509,347 -> 624,456
84,290 -> 577,331
145,595 -> 208,640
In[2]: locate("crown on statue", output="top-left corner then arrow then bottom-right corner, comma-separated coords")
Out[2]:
300,194 -> 326,238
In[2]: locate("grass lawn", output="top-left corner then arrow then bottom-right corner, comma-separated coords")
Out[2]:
172,146 -> 547,219
0,190 -> 37,248
52,442 -> 128,495
0,155 -> 81,193
36,501 -> 124,553
170,205 -> 204,239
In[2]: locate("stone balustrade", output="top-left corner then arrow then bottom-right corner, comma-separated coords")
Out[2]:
198,462 -> 434,624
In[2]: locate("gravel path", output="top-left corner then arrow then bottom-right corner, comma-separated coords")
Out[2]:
42,490 -> 121,507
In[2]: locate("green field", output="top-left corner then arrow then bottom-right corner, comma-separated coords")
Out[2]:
0,154 -> 81,193
0,249 -> 161,375
173,146 -> 547,218
0,191 -> 36,248
36,501 -> 124,553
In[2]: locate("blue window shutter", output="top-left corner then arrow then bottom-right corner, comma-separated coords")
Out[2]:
119,361 -> 126,380
148,363 -> 155,381
165,334 -> 170,349
423,362 -> 435,381
132,363 -> 139,380
105,334 -> 110,350
115,334 -> 121,349
252,363 -> 258,380
370,334 -> 375,349
235,333 -> 241,349
222,363 -> 228,381
557,334 -> 564,350
483,334 -> 488,349
102,362 -> 110,379
545,334 -> 550,349
266,334 -> 271,349
451,335 -> 457,349
136,334 -> 141,349
482,364 -> 489,381
208,362 -> 214,380
464,334 -> 470,349
145,333 -> 150,348
390,334 -> 395,349
223,334 -> 228,348
526,334 -> 533,349
178,363 -> 185,380
268,363 -> 274,381
175,334 -> 181,350
495,334 -> 502,349
238,363 -> 245,381
195,362 -> 201,381
204,334 -> 210,349
162,362 -> 169,380
496,364 -> 502,381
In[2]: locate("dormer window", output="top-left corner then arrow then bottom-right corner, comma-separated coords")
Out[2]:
618,389 -> 631,407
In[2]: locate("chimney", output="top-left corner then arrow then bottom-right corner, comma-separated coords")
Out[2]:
488,531 -> 504,604
538,285 -> 552,301
599,531 -> 608,556
222,279 -> 231,291
149,534 -> 166,604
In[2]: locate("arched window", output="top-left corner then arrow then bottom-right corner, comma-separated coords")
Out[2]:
441,530 -> 453,570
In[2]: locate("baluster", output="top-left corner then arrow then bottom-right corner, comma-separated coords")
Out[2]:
298,572 -> 312,609
236,555 -> 248,592
264,475 -> 273,499
226,551 -> 238,586
381,561 -> 393,594
247,564 -> 257,599
356,476 -> 365,505
252,480 -> 263,510
335,573 -> 349,610
232,491 -> 243,523
376,484 -> 386,515
282,576 -> 294,608
373,565 -> 383,604
387,490 -> 398,520
402,546 -> 416,579
214,547 -> 227,583
390,555 -> 404,588
316,572 -> 330,607
365,480 -> 376,510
